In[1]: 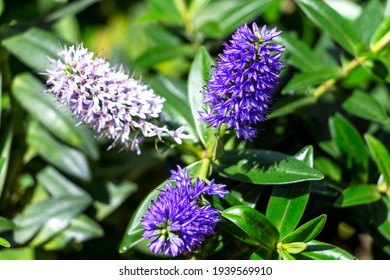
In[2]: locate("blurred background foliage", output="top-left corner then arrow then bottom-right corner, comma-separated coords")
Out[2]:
0,0 -> 389,259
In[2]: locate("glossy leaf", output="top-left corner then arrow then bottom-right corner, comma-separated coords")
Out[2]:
281,214 -> 327,243
12,73 -> 98,159
13,195 -> 92,244
266,146 -> 313,239
365,134 -> 390,185
295,0 -> 360,54
335,184 -> 381,207
274,33 -> 322,72
43,214 -> 104,251
215,149 -> 323,185
1,27 -> 63,72
45,0 -> 99,22
342,90 -> 388,123
329,113 -> 368,172
94,181 -> 138,221
221,205 -> 279,250
188,47 -> 215,146
27,121 -> 92,181
119,161 -> 203,253
0,237 -> 10,248
295,240 -> 357,260
283,68 -> 342,94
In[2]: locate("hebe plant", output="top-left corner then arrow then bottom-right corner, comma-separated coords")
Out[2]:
0,0 -> 389,260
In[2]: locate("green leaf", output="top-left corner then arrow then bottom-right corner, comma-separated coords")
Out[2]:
370,15 -> 390,50
274,33 -> 322,72
268,96 -> 315,119
27,121 -> 92,181
372,198 -> 390,241
353,0 -> 383,47
0,118 -> 12,199
0,247 -> 35,260
0,216 -> 15,233
335,184 -> 381,207
93,181 -> 138,221
314,157 -> 342,182
13,195 -> 91,244
119,161 -> 203,253
281,214 -> 327,243
150,75 -> 196,137
283,68 -> 342,94
0,237 -> 10,248
295,240 -> 357,260
329,113 -> 368,173
45,0 -> 99,22
195,0 -> 272,38
215,149 -> 323,185
37,167 -> 89,198
365,134 -> 390,185
342,91 -> 388,123
188,47 -> 216,146
280,242 -> 308,254
295,0 -> 360,54
43,214 -> 104,251
1,27 -> 63,72
266,146 -> 313,239
221,205 -> 279,250
0,0 -> 3,17
12,73 -> 98,159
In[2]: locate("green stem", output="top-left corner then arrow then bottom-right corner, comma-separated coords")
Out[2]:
371,30 -> 390,54
174,0 -> 201,50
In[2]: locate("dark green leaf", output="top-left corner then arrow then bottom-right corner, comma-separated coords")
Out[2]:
0,216 -> 15,233
188,47 -> 216,146
215,149 -> 323,185
94,181 -> 138,221
221,205 -> 279,250
13,195 -> 91,244
2,27 -> 63,72
45,0 -> 99,22
274,33 -> 322,72
27,121 -> 92,181
295,0 -> 360,54
43,214 -> 104,251
295,240 -> 357,260
353,0 -> 383,47
268,96 -> 315,119
329,113 -> 369,172
365,134 -> 390,185
342,91 -> 388,122
283,68 -> 342,94
372,198 -> 390,241
225,184 -> 263,208
281,214 -> 327,243
335,184 -> 381,207
119,161 -> 203,253
12,73 -> 99,159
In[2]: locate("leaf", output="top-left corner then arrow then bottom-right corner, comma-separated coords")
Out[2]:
281,214 -> 327,243
27,121 -> 92,181
372,198 -> 390,241
1,27 -> 63,72
37,167 -> 90,198
295,240 -> 357,260
119,161 -> 203,253
13,195 -> 91,244
0,216 -> 15,233
342,90 -> 388,123
282,68 -> 342,94
0,118 -> 12,199
295,0 -> 360,54
370,15 -> 390,50
215,149 -> 323,185
365,134 -> 390,185
268,96 -> 315,119
329,113 -> 368,172
12,73 -> 99,159
221,205 -> 279,250
266,146 -> 313,239
0,0 -> 3,17
0,237 -> 10,248
280,242 -> 308,254
93,181 -> 138,221
43,214 -> 104,251
45,0 -> 99,22
188,47 -> 216,146
335,184 -> 381,207
353,0 -> 383,47
149,75 -> 196,137
314,157 -> 342,182
274,33 -> 322,72
0,247 -> 35,260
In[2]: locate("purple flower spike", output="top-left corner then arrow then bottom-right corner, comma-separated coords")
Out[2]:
200,23 -> 285,140
141,166 -> 228,257
44,44 -> 186,154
